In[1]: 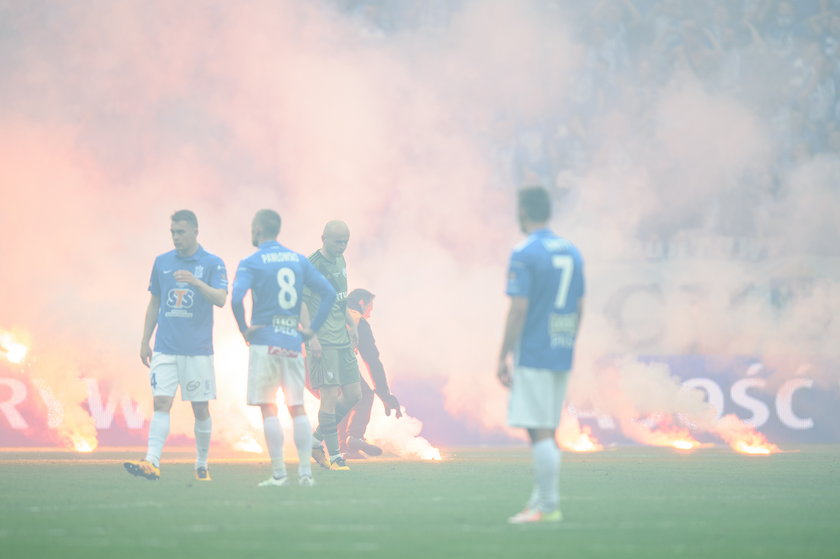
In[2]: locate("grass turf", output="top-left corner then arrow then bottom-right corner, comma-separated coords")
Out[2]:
0,445 -> 838,559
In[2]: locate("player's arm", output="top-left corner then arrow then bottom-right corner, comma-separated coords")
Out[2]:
140,294 -> 161,367
174,270 -> 227,307
300,302 -> 323,357
303,268 -> 337,338
357,319 -> 401,417
346,307 -> 359,348
230,264 -> 258,342
497,296 -> 529,388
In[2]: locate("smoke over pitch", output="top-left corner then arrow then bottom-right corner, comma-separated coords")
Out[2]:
0,1 -> 838,448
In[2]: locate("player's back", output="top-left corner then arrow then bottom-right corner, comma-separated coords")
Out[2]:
237,241 -> 309,348
509,229 -> 584,371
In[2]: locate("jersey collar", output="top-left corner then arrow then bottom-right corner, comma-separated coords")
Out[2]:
176,245 -> 207,262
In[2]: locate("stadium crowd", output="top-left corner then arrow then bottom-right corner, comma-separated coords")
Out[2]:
331,0 -> 840,239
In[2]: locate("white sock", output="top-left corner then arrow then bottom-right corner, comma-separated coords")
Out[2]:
526,485 -> 540,510
293,415 -> 313,477
194,416 -> 212,469
263,416 -> 286,478
145,411 -> 170,467
532,438 -> 561,513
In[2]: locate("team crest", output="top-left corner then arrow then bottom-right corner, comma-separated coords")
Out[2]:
194,265 -> 204,278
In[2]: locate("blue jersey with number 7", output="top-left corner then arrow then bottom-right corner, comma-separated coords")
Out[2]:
506,228 -> 585,371
231,241 -> 336,350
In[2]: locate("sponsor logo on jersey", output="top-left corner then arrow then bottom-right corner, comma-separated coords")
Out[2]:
167,288 -> 194,309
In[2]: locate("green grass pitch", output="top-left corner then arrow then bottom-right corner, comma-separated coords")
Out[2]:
0,445 -> 838,558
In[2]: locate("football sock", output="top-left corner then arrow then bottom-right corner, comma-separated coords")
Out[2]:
263,416 -> 286,479
318,411 -> 339,457
145,410 -> 170,468
526,485 -> 540,510
194,416 -> 212,469
532,438 -> 560,513
312,402 -> 350,444
333,400 -> 351,425
293,415 -> 313,477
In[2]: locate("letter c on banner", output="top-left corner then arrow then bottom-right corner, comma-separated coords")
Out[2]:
776,378 -> 814,430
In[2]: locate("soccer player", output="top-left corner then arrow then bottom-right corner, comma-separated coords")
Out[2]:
303,220 -> 363,470
339,288 -> 402,459
231,209 -> 337,487
497,186 -> 585,524
125,210 -> 228,481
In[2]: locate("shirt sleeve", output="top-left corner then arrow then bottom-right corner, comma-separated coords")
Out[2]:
505,250 -> 531,298
209,256 -> 228,291
149,258 -> 161,296
303,260 -> 336,333
357,318 -> 390,397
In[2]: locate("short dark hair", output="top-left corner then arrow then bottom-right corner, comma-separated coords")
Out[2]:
347,288 -> 375,311
171,209 -> 198,228
518,186 -> 551,222
254,209 -> 282,238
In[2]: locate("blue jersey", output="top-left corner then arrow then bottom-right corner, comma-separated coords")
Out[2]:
149,246 -> 228,355
506,229 -> 585,371
231,241 -> 337,351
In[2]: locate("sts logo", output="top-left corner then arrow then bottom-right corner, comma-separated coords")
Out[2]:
167,288 -> 194,309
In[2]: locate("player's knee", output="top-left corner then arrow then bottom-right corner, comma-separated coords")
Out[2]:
287,404 -> 306,417
153,396 -> 174,412
342,383 -> 362,407
260,404 -> 278,419
191,401 -> 210,420
320,386 -> 340,409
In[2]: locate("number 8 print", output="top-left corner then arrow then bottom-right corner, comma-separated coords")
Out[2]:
276,267 -> 297,310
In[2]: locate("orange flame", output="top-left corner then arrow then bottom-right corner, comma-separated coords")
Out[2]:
559,425 -> 604,453
419,447 -> 442,461
71,433 -> 97,453
714,414 -> 781,455
234,434 -> 263,454
624,415 -> 705,451
0,330 -> 29,364
557,412 -> 604,452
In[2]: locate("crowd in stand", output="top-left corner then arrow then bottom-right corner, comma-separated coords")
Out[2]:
332,0 -> 839,208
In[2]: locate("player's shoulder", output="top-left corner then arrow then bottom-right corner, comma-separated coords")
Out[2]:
308,249 -> 327,267
154,249 -> 178,266
195,246 -> 225,265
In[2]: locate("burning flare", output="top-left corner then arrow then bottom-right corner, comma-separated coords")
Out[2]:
621,414 -> 706,451
0,330 -> 29,364
557,413 -> 603,452
234,434 -> 264,454
714,414 -> 781,455
71,433 -> 97,453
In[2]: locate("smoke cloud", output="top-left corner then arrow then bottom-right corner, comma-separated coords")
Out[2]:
0,0 -> 838,449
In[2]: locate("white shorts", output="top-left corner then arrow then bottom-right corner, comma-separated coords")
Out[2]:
247,345 -> 306,406
150,353 -> 216,401
508,367 -> 569,429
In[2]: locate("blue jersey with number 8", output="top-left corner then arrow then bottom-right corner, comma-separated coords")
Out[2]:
232,241 -> 336,350
506,229 -> 585,371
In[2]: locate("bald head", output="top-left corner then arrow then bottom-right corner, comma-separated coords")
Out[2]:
321,220 -> 350,259
323,220 -> 349,237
